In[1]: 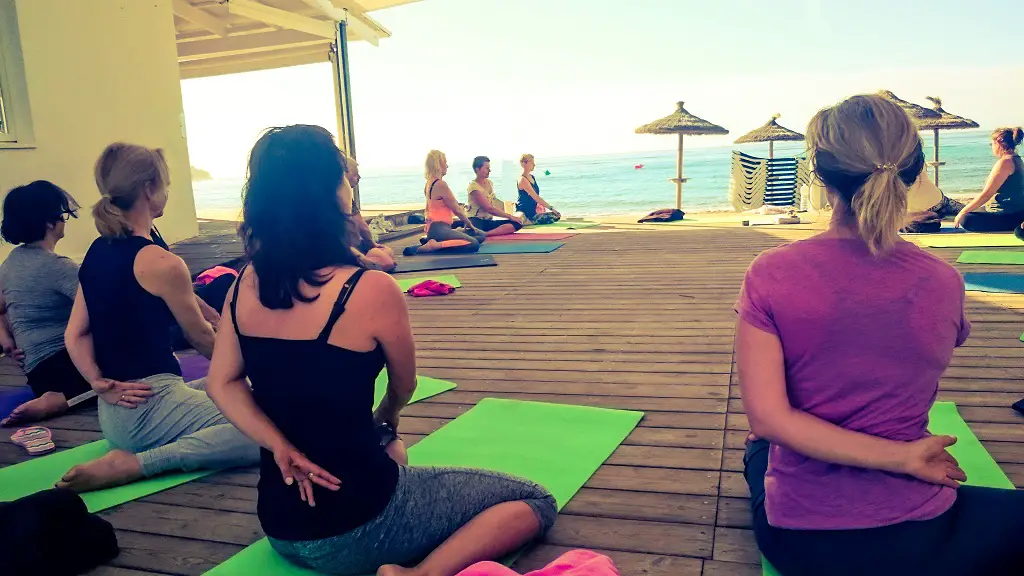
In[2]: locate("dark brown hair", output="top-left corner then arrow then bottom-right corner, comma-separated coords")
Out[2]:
992,127 -> 1024,154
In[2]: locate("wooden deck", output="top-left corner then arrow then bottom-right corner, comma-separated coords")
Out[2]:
2,221 -> 1024,576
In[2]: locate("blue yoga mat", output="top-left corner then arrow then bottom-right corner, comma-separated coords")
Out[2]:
963,273 -> 1024,294
0,388 -> 35,420
477,241 -> 564,254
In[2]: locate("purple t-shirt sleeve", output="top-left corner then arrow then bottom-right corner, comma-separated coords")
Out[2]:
736,256 -> 779,336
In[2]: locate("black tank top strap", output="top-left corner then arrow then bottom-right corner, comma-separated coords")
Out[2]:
318,269 -> 367,342
428,179 -> 440,199
230,263 -> 249,337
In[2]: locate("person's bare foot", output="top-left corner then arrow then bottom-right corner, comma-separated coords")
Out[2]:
56,449 -> 143,492
1,392 -> 69,427
377,565 -> 422,576
420,239 -> 443,253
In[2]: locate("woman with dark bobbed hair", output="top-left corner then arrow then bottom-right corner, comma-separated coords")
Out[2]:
0,181 -> 96,426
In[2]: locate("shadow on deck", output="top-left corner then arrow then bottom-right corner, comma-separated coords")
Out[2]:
1,222 -> 1023,575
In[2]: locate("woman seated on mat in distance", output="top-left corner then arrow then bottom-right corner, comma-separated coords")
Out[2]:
467,155 -> 523,236
404,150 -> 487,257
952,127 -> 1024,234
901,168 -> 965,233
738,94 -> 1024,576
205,125 -> 556,576
58,142 -> 258,492
341,154 -> 396,271
517,154 -> 560,225
0,181 -> 97,426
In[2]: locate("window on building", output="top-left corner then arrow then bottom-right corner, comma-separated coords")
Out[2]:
0,0 -> 33,147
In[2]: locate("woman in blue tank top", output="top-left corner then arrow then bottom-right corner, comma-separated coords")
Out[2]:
57,143 -> 258,492
205,125 -> 556,576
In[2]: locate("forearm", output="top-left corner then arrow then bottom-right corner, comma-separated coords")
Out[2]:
208,378 -> 291,452
751,406 -> 909,474
378,365 -> 415,421
185,325 -> 216,359
65,333 -> 103,385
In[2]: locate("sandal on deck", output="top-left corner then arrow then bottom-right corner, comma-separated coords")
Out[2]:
11,426 -> 56,456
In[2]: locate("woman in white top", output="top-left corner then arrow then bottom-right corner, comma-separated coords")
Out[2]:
467,156 -> 523,237
902,169 -> 965,233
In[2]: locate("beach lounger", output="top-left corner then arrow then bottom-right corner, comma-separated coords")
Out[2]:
204,399 -> 643,575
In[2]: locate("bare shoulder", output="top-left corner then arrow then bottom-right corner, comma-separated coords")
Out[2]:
135,244 -> 187,277
996,156 -> 1016,172
435,179 -> 453,194
357,269 -> 401,295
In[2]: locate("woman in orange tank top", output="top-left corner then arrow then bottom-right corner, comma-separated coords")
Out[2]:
404,150 -> 487,256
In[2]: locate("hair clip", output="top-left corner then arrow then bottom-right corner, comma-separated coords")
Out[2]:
874,162 -> 898,173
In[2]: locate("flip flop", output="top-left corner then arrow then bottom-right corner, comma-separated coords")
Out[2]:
11,426 -> 56,456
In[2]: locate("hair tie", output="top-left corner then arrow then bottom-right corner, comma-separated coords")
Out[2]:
874,162 -> 898,173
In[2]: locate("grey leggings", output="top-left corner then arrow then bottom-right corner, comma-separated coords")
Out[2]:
427,221 -> 487,251
97,373 -> 259,477
269,466 -> 558,575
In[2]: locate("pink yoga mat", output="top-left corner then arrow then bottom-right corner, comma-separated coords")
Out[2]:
489,233 -> 576,241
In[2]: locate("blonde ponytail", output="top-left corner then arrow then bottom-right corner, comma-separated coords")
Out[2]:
851,169 -> 908,255
806,94 -> 925,255
92,142 -> 170,238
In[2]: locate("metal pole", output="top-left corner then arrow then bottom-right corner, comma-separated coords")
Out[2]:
768,140 -> 774,160
933,129 -> 940,188
332,20 -> 359,208
676,133 -> 684,210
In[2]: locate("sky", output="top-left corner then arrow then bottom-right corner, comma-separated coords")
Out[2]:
180,0 -> 1024,177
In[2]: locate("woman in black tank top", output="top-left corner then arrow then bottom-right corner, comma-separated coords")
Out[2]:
205,126 -> 555,576
58,142 -> 258,493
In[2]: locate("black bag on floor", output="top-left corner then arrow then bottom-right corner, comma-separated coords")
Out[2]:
638,208 -> 684,223
0,488 -> 119,575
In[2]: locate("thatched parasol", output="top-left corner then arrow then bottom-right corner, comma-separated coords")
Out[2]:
916,96 -> 979,187
734,114 -> 804,159
876,90 -> 941,123
636,101 -> 728,210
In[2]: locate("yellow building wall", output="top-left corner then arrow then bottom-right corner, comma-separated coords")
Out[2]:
0,0 -> 197,262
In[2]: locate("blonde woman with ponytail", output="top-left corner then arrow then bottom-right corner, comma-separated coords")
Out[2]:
952,127 -> 1024,233
59,142 -> 257,492
737,94 -> 1024,574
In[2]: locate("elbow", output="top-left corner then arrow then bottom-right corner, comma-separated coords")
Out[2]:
745,409 -> 789,443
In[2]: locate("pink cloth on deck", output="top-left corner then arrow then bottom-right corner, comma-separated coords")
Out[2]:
455,550 -> 618,576
407,280 -> 456,297
194,266 -> 237,287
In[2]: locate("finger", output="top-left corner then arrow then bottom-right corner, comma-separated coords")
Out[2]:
280,467 -> 294,486
936,435 -> 957,448
310,474 -> 342,491
121,383 -> 155,393
304,482 -> 316,507
947,466 -> 967,483
298,461 -> 342,486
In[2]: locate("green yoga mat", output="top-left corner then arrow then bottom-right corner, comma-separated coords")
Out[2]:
917,234 -> 1021,248
0,374 -> 456,512
762,401 -> 1012,575
956,250 -> 1024,265
394,274 -> 462,292
206,399 -> 643,576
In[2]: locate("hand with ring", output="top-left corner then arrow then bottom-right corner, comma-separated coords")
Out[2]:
91,378 -> 154,409
272,442 -> 342,507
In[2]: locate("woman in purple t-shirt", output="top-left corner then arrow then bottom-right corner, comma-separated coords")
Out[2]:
738,94 -> 1024,575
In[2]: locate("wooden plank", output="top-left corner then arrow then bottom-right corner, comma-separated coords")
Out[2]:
702,560 -> 762,576
546,515 -> 713,558
712,527 -> 760,564
562,488 -> 717,525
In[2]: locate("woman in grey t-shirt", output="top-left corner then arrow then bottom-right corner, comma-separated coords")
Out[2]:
0,181 -> 95,426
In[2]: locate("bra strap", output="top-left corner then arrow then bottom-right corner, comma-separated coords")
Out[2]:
229,263 -> 248,337
318,269 -> 367,342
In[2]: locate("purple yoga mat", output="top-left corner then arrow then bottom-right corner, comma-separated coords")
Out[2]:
0,388 -> 36,421
178,355 -> 211,382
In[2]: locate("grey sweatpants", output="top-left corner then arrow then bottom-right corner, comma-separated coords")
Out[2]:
269,465 -> 558,575
97,373 -> 259,477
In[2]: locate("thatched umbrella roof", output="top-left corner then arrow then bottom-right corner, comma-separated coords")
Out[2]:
635,101 -> 728,136
876,90 -> 941,122
917,96 -> 979,130
734,114 -> 804,144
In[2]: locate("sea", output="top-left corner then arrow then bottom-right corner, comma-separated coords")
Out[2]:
192,128 -> 997,219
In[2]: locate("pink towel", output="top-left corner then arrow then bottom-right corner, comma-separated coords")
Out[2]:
456,550 -> 618,576
407,280 -> 456,298
194,266 -> 237,287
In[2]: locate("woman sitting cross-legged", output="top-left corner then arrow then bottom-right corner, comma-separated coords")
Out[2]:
516,154 -> 560,225
953,127 -> 1024,233
0,181 -> 97,426
58,142 -> 258,492
404,150 -> 487,256
205,125 -> 556,576
467,156 -> 524,236
738,94 -> 1024,576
